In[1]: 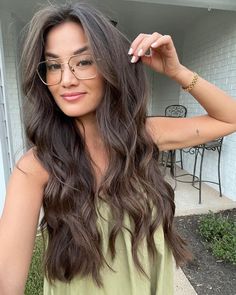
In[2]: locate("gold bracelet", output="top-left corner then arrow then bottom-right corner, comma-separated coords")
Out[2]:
182,72 -> 199,92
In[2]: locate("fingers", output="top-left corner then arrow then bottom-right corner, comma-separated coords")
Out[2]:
150,34 -> 174,51
128,33 -> 174,63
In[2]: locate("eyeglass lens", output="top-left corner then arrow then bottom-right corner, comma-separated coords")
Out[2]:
37,54 -> 97,85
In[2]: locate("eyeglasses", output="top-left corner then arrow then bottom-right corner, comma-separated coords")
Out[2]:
36,53 -> 98,86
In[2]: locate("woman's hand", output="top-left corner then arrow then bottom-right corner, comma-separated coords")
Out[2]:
129,33 -> 183,79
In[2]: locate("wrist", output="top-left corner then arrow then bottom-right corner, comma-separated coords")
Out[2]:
171,65 -> 195,88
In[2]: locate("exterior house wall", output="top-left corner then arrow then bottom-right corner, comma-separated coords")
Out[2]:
0,11 -> 24,215
179,10 -> 236,201
150,34 -> 184,116
0,58 -> 10,215
150,73 -> 180,116
0,11 -> 24,162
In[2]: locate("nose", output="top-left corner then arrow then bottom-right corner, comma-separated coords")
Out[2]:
60,64 -> 79,88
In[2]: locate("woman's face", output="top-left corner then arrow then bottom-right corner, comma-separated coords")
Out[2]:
44,21 -> 104,121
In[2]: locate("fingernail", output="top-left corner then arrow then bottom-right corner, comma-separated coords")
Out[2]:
128,48 -> 133,55
138,48 -> 143,57
131,56 -> 138,63
151,41 -> 158,48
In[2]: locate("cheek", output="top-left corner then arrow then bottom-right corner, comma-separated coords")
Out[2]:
48,85 -> 59,100
47,86 -> 63,110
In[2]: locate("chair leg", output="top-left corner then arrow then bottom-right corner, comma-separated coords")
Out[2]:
192,148 -> 199,185
173,151 -> 177,190
169,150 -> 177,190
180,149 -> 184,169
218,147 -> 223,197
170,150 -> 175,177
199,147 -> 205,204
162,151 -> 169,176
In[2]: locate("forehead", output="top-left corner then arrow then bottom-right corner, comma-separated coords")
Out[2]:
45,21 -> 89,57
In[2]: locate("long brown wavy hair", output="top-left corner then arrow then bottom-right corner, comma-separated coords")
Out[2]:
21,2 -> 191,287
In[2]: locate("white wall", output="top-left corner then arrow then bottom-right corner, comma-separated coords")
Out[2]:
179,10 -> 236,201
150,33 -> 184,116
126,0 -> 236,11
0,11 -> 24,163
0,11 -> 24,215
0,142 -> 6,216
150,73 -> 180,116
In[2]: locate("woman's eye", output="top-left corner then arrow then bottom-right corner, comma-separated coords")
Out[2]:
77,59 -> 93,67
47,63 -> 61,71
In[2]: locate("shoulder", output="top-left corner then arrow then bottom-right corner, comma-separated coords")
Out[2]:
16,147 -> 49,186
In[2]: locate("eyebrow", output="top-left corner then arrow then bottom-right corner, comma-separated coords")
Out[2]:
45,45 -> 89,58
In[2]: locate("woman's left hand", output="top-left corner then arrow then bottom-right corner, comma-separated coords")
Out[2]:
129,33 -> 182,79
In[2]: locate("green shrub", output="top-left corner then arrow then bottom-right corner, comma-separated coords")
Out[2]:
211,232 -> 236,264
24,235 -> 44,295
199,211 -> 236,264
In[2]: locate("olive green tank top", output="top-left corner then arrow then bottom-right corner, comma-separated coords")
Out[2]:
43,200 -> 173,295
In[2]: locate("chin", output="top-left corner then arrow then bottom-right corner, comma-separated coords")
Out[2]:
58,105 -> 83,117
61,108 -> 96,120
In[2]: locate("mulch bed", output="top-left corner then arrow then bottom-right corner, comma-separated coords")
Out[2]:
174,208 -> 236,295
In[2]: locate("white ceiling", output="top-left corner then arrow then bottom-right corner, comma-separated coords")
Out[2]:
0,0 -> 235,38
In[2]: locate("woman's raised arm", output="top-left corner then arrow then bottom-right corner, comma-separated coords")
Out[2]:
129,33 -> 236,150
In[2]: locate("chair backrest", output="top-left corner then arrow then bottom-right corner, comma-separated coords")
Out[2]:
194,137 -> 224,150
165,104 -> 187,118
204,137 -> 224,149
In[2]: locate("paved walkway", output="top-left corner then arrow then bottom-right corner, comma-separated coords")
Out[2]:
174,267 -> 197,295
164,168 -> 236,295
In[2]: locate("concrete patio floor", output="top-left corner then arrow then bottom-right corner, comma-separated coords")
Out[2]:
163,167 -> 236,295
165,167 -> 236,216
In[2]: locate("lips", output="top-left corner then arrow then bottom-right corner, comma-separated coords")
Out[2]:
61,92 -> 87,101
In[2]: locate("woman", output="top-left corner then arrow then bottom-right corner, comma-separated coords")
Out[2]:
0,3 -> 236,295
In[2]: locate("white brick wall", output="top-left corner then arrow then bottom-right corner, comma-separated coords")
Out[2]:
0,11 -> 24,163
179,10 -> 236,201
150,34 -> 184,116
151,73 -> 180,116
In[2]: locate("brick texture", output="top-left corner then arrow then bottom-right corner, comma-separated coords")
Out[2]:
179,10 -> 236,201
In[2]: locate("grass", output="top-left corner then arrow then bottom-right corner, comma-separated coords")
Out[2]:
24,234 -> 44,295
